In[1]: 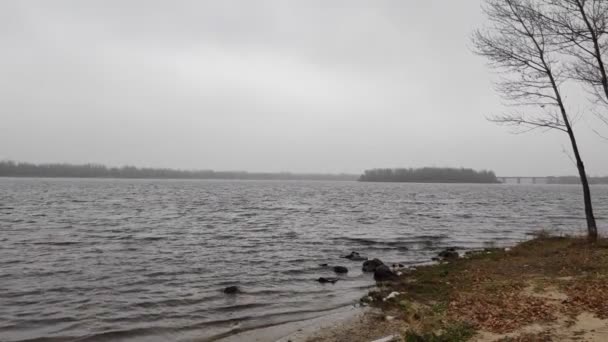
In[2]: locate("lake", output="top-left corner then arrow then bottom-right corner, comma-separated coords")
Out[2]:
1,178 -> 606,341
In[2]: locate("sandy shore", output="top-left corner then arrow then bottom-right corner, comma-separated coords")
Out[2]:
306,236 -> 608,342
216,306 -> 369,342
301,309 -> 403,342
218,305 -> 403,342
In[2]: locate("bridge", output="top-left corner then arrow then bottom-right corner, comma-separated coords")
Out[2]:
497,177 -> 549,184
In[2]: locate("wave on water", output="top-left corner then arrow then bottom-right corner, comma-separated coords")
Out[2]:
1,179 -> 605,342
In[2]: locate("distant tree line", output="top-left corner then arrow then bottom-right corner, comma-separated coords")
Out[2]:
0,161 -> 358,181
359,167 -> 499,183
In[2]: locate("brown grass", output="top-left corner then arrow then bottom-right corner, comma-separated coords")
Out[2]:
366,236 -> 608,340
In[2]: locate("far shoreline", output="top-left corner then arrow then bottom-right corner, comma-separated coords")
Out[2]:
4,175 -> 606,186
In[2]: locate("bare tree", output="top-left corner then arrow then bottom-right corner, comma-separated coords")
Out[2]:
545,1 -> 608,100
473,0 -> 598,241
541,0 -> 608,128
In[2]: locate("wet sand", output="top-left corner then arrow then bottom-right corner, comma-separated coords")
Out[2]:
216,306 -> 367,342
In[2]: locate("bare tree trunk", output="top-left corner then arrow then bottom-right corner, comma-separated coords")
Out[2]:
539,0 -> 604,240
474,0 -> 599,242
556,0 -> 599,241
549,66 -> 598,242
566,127 -> 598,242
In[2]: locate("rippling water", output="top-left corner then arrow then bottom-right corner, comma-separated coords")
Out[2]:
1,178 -> 607,342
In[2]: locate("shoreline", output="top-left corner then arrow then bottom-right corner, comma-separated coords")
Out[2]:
216,305 -> 404,342
213,305 -> 366,342
215,245 -> 499,342
301,235 -> 608,341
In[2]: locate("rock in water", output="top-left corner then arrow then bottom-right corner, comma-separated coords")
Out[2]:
223,286 -> 240,294
333,266 -> 348,274
317,277 -> 339,284
362,258 -> 384,272
438,247 -> 459,260
374,264 -> 397,281
342,251 -> 359,259
342,251 -> 368,261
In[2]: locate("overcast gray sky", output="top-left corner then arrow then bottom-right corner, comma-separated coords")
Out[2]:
1,0 -> 607,176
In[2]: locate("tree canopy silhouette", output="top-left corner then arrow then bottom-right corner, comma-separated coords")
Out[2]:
359,167 -> 499,183
0,161 -> 357,181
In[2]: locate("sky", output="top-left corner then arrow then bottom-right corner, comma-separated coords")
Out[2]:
1,0 -> 607,176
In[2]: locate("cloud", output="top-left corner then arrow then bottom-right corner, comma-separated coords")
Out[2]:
0,0 -> 606,175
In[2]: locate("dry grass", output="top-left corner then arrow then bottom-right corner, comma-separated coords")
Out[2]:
366,236 -> 608,341
562,276 -> 608,319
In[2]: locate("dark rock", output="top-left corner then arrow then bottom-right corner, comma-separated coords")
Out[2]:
317,277 -> 339,284
342,251 -> 358,258
438,248 -> 459,260
333,266 -> 348,274
362,258 -> 384,272
319,263 -> 329,267
342,251 -> 368,261
223,286 -> 240,294
374,264 -> 397,282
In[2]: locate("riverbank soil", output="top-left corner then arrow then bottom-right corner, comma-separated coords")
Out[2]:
307,236 -> 608,342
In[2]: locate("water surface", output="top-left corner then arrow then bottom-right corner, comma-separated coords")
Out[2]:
1,178 -> 606,341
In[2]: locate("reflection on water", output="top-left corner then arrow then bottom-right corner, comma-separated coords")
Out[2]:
0,178 -> 606,341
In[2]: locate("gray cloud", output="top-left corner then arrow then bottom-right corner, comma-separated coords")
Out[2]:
1,0 -> 607,176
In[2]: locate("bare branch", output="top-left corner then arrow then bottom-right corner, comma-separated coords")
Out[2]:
542,0 -> 608,123
473,0 -> 598,239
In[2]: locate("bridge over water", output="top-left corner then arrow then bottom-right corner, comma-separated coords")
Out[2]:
497,177 -> 549,184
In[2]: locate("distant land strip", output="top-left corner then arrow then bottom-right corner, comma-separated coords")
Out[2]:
359,167 -> 608,185
359,167 -> 499,183
0,161 -> 358,181
1,162 -> 607,184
